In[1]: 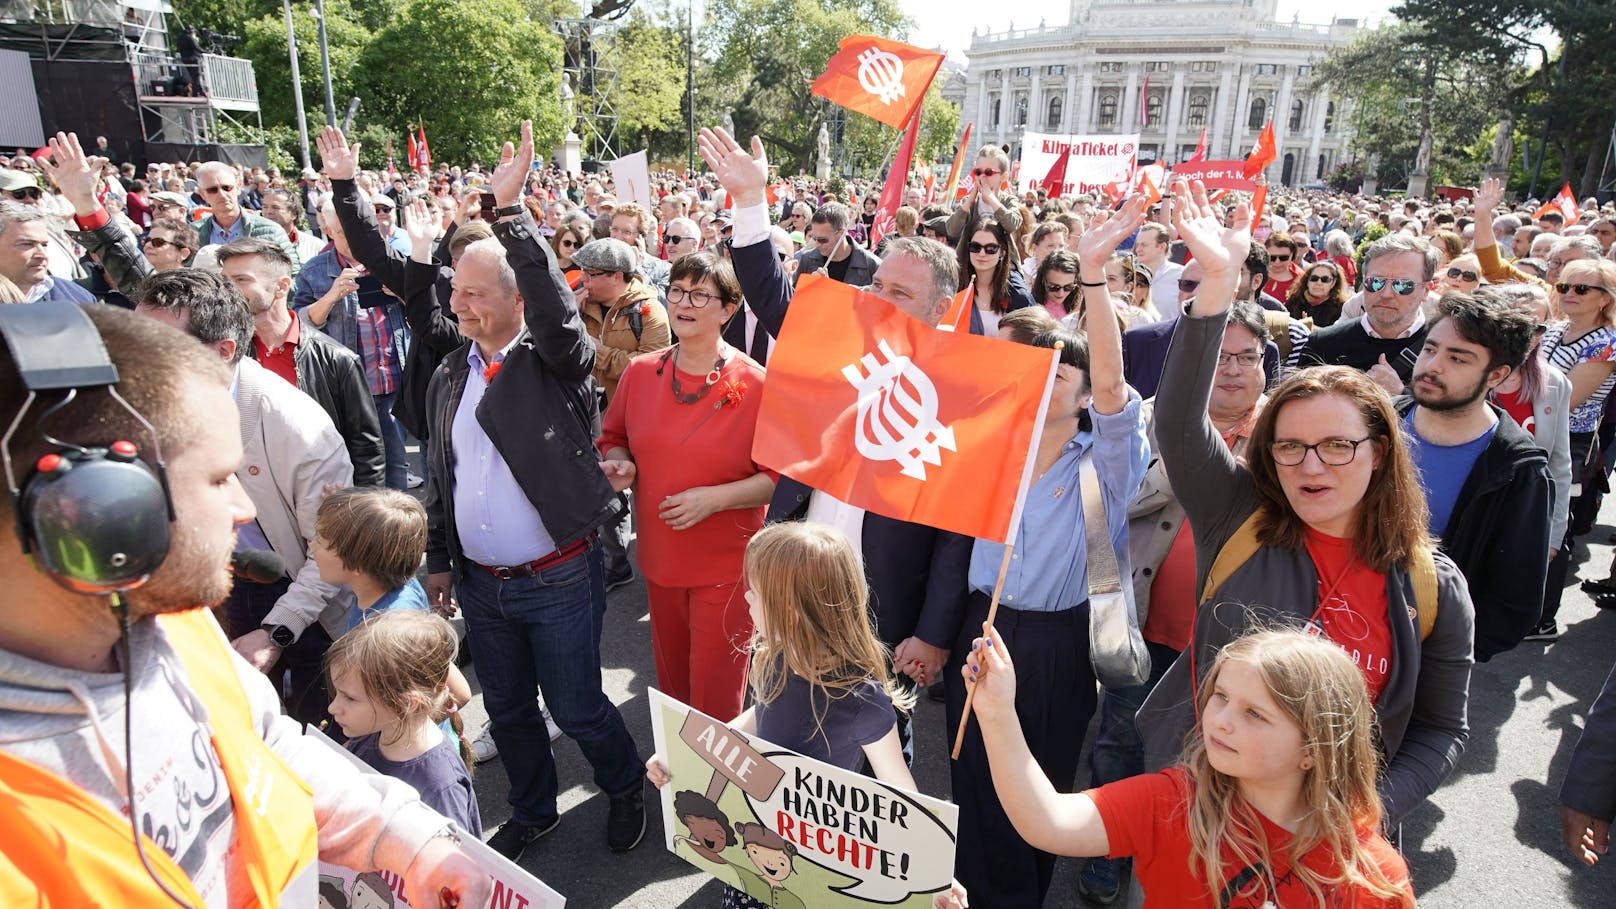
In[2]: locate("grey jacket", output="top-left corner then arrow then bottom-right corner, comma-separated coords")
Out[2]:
1137,310 -> 1475,822
1561,659 -> 1616,824
1530,364 -> 1573,544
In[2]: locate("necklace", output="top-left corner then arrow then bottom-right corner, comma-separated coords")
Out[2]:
658,344 -> 726,404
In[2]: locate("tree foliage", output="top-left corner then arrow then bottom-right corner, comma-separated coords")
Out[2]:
238,1 -> 369,131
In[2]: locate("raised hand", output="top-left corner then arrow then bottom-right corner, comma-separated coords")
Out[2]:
1168,176 -> 1249,278
489,120 -> 534,209
316,126 -> 361,181
1474,176 -> 1505,217
1074,193 -> 1149,270
696,127 -> 767,209
404,197 -> 439,249
35,132 -> 103,213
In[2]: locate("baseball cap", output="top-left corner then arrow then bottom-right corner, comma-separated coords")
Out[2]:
151,190 -> 190,209
370,192 -> 396,210
0,170 -> 40,193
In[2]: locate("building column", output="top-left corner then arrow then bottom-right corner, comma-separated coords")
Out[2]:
1028,68 -> 1042,132
1065,69 -> 1079,134
1230,66 -> 1253,158
998,66 -> 1012,145
1211,69 -> 1233,157
975,72 -> 990,134
1079,69 -> 1094,132
1121,68 -> 1139,132
1164,68 -> 1186,158
1272,69 -> 1296,183
1306,87 -> 1330,182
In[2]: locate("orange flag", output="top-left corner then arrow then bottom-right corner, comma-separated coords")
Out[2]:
1534,182 -> 1581,222
870,108 -> 922,248
812,35 -> 945,131
752,276 -> 1058,543
1242,121 -> 1275,179
941,122 -> 973,200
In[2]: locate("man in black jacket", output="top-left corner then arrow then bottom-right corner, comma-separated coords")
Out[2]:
1398,288 -> 1551,658
793,201 -> 881,288
216,238 -> 385,488
418,121 -> 645,863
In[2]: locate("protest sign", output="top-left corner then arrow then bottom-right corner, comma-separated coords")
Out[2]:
649,689 -> 959,908
607,150 -> 653,211
1172,159 -> 1258,191
306,725 -> 566,909
1016,132 -> 1138,197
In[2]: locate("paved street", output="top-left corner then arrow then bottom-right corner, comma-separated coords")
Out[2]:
456,504 -> 1616,908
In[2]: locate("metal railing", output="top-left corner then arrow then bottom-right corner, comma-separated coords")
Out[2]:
131,49 -> 258,110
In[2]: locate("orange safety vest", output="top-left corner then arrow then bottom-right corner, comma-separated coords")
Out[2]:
0,607 -> 319,906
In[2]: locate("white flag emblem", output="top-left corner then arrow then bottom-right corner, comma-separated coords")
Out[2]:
841,340 -> 957,480
856,47 -> 906,106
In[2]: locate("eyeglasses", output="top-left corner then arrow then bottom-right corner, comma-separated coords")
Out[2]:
1546,257 -> 1569,268
1270,437 -> 1374,467
664,235 -> 693,245
1445,267 -> 1479,283
810,233 -> 838,246
1307,273 -> 1337,284
1044,281 -> 1077,294
1216,351 -> 1263,368
142,236 -> 184,250
968,242 -> 1000,255
200,184 -> 236,195
1269,253 -> 1292,262
582,269 -> 611,278
1178,277 -> 1201,294
7,187 -> 41,201
1364,276 -> 1419,296
666,285 -> 724,308
1557,283 -> 1612,297
971,168 -> 1000,177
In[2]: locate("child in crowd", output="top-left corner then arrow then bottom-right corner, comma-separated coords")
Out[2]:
941,627 -> 1413,909
309,487 -> 430,629
326,610 -> 482,837
647,522 -> 932,909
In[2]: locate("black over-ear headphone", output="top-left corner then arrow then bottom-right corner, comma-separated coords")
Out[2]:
0,305 -> 174,594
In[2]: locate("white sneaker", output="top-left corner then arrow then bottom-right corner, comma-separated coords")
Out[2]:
541,703 -> 562,742
471,727 -> 500,764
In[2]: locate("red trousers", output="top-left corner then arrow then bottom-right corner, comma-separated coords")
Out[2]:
644,579 -> 753,720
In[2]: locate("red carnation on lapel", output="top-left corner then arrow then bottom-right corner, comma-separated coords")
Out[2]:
482,361 -> 503,383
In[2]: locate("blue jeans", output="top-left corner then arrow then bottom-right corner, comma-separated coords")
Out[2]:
456,540 -> 644,826
1089,640 -> 1181,788
373,391 -> 408,490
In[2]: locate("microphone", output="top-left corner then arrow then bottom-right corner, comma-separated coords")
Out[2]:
230,549 -> 286,584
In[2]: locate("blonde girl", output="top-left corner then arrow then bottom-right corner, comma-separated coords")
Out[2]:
326,611 -> 482,837
943,627 -> 1414,909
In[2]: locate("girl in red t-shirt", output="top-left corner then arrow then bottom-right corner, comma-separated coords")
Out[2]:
941,627 -> 1414,909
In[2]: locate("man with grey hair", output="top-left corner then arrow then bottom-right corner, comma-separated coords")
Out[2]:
1590,216 -> 1616,255
1546,235 -> 1603,285
191,161 -> 298,266
1492,212 -> 1523,249
660,215 -> 701,261
1529,231 -> 1560,261
1295,232 -> 1439,394
0,202 -> 94,302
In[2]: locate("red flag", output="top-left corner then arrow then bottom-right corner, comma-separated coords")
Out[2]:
1534,182 -> 1581,222
1251,183 -> 1269,225
1187,128 -> 1208,164
1140,75 -> 1150,127
938,286 -> 973,333
406,131 -> 420,171
1242,121 -> 1276,179
1037,148 -> 1069,196
417,123 -> 432,170
923,167 -> 937,204
1131,164 -> 1164,206
871,110 -> 922,248
956,170 -> 976,201
752,276 -> 1058,543
941,123 -> 973,200
812,35 -> 945,131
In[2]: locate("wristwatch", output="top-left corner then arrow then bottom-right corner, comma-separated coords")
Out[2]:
260,623 -> 296,648
493,203 -> 526,218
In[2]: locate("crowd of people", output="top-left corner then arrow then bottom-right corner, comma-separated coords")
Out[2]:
3,117 -> 1616,909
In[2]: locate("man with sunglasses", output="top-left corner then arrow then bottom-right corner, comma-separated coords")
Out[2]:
662,216 -> 701,260
793,201 -> 880,289
192,161 -> 299,270
1295,233 -> 1439,396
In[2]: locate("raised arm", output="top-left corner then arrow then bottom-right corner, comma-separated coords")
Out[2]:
1075,194 -> 1148,416
399,197 -> 466,357
1470,177 -> 1551,291
39,132 -> 155,291
317,126 -> 409,292
698,127 -> 791,337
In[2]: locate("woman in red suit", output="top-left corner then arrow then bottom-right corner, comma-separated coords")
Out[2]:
597,251 -> 775,718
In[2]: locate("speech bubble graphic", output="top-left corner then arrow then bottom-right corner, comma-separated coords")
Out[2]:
745,751 -> 958,904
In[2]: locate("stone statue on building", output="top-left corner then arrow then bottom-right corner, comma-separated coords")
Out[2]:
816,123 -> 831,180
723,111 -> 735,138
1490,115 -> 1515,170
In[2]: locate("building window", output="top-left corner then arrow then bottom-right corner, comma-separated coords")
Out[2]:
1048,95 -> 1063,128
1289,99 -> 1304,131
991,98 -> 1001,128
1248,96 -> 1266,128
1191,61 -> 1218,73
1297,65 -> 1312,76
1015,94 -> 1028,126
1255,63 -> 1278,75
1047,64 -> 1065,76
1014,66 -> 1031,77
1144,61 -> 1168,72
1324,101 -> 1336,132
1099,62 -> 1125,73
1099,92 -> 1118,126
1187,92 -> 1209,126
1145,92 -> 1163,126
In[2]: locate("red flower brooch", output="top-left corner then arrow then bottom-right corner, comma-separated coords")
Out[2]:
716,378 -> 747,411
640,302 -> 653,317
482,361 -> 503,383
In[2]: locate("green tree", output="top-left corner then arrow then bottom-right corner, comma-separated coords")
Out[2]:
238,0 -> 368,131
351,0 -> 564,165
1309,23 -> 1516,190
612,4 -> 689,158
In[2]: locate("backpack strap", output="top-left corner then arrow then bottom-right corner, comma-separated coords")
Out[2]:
1411,545 -> 1438,640
1200,510 -> 1265,605
627,305 -> 644,342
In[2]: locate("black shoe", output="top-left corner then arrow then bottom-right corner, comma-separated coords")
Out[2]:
607,786 -> 646,852
1076,856 -> 1122,905
605,566 -> 636,592
486,817 -> 558,862
1523,620 -> 1560,642
1582,576 -> 1616,596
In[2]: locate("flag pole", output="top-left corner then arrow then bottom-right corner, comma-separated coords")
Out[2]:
950,542 -> 1014,759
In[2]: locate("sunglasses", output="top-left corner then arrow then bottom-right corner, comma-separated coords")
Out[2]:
968,242 -> 1000,255
1445,267 -> 1478,283
1307,273 -> 1336,284
1044,281 -> 1077,294
1177,277 -> 1201,294
1365,276 -> 1419,296
8,187 -> 41,200
200,184 -> 237,195
560,238 -> 580,248
1557,283 -> 1611,297
810,234 -> 838,246
664,235 -> 693,245
142,236 -> 185,250
971,168 -> 1000,178
1269,253 -> 1292,262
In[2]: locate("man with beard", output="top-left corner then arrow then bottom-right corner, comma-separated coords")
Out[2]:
0,304 -> 487,907
1397,289 -> 1550,661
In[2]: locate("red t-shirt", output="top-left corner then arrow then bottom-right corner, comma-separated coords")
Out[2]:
1263,263 -> 1302,302
1493,387 -> 1536,435
1303,529 -> 1394,702
252,314 -> 300,388
597,351 -> 771,587
1089,768 -> 1413,908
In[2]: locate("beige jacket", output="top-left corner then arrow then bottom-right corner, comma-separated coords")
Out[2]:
582,277 -> 670,400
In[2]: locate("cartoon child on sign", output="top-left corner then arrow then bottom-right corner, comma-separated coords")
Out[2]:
730,821 -> 807,909
673,790 -> 743,888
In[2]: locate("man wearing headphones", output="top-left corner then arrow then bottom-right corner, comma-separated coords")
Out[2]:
0,303 -> 488,907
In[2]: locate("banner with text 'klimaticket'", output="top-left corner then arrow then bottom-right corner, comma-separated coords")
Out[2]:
306,726 -> 565,909
1017,132 -> 1139,197
751,275 -> 1058,545
649,689 -> 959,909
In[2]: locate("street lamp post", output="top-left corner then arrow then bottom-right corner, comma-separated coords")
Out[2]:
282,0 -> 311,169
312,0 -> 337,126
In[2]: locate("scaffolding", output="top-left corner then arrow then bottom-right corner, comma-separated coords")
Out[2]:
556,16 -> 620,162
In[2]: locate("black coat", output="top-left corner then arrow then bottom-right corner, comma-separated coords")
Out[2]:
287,325 -> 385,488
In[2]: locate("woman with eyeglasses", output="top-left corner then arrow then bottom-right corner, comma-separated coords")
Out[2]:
1136,177 -> 1474,830
957,216 -> 1034,335
597,251 -> 774,720
1533,258 -> 1616,639
1286,260 -> 1348,326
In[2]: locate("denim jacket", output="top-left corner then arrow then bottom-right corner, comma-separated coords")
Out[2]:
291,246 -> 410,385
